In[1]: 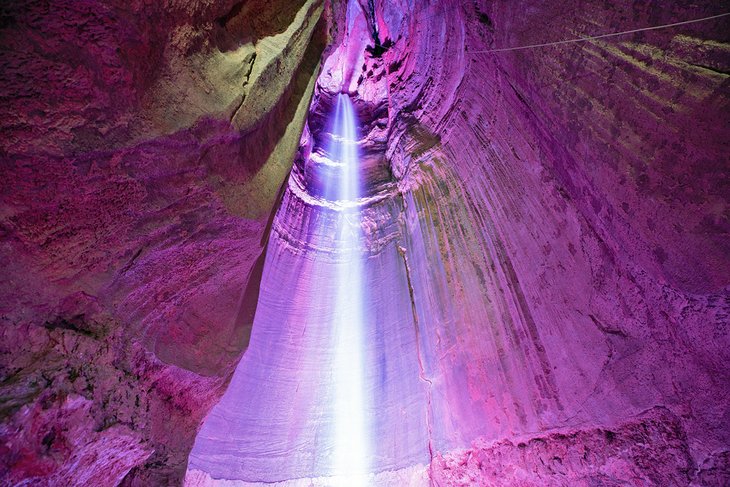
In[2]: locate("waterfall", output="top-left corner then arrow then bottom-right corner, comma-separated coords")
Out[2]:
187,72 -> 429,486
327,94 -> 370,484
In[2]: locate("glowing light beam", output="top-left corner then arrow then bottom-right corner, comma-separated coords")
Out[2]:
326,93 -> 371,486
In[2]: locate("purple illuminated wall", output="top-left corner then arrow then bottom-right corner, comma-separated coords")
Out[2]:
188,4 -> 432,482
189,0 -> 729,484
0,0 -> 727,485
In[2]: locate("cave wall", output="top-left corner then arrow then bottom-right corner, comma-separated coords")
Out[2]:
185,3 -> 434,482
374,0 -> 729,483
0,0 -> 728,485
0,0 -> 326,484
187,0 -> 728,484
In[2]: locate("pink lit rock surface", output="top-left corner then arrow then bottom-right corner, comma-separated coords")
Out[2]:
187,194 -> 430,481
431,407 -> 699,486
371,0 -> 729,483
0,0 -> 325,484
190,0 -> 729,484
2,0 -> 729,485
188,7 -> 431,479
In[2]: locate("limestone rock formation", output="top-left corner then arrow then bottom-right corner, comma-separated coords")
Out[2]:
376,0 -> 729,483
188,0 -> 729,485
0,0 -> 325,483
1,0 -> 728,485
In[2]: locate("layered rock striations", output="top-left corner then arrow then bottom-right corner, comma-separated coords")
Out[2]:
0,0 -> 325,483
1,0 -> 728,485
186,3 -> 432,483
372,0 -> 729,484
190,0 -> 729,485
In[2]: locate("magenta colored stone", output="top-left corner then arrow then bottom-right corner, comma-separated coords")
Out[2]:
1,0 -> 729,485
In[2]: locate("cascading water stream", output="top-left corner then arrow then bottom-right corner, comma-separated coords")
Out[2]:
186,92 -> 431,485
326,94 -> 371,485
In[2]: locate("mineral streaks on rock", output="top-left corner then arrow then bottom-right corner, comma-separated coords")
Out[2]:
187,3 -> 433,482
0,0 -> 325,484
187,195 -> 431,481
189,0 -> 729,484
1,0 -> 729,484
378,0 -> 729,483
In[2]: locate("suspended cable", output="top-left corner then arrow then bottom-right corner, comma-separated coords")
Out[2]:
468,12 -> 730,54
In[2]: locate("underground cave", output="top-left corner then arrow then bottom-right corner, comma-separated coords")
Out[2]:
0,0 -> 729,486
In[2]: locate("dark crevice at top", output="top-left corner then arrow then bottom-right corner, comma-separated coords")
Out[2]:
366,37 -> 393,58
476,6 -> 494,29
478,12 -> 493,27
366,0 -> 380,44
43,316 -> 99,338
217,0 -> 246,27
364,0 -> 391,57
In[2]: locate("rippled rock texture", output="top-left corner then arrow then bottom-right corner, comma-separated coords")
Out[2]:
0,0 -> 325,483
1,0 -> 729,485
190,0 -> 729,484
374,0 -> 729,484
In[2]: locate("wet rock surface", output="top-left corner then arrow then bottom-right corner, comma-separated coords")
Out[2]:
375,0 -> 729,483
1,0 -> 729,484
432,407 -> 698,486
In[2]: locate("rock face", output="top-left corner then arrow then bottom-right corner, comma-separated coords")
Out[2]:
431,407 -> 698,486
1,0 -> 729,485
189,0 -> 729,484
0,0 -> 325,484
373,0 -> 729,483
377,0 -> 729,483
